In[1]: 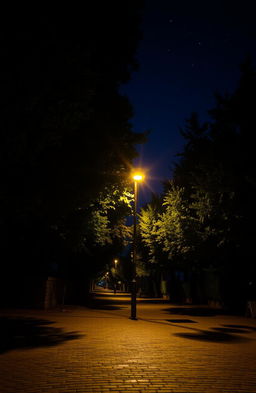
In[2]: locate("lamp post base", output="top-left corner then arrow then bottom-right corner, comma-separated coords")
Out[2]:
130,280 -> 137,320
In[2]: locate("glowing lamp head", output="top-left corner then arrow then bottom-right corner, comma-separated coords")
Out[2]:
133,174 -> 143,181
132,172 -> 144,182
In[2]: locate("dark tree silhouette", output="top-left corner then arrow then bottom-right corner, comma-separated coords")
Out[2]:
0,5 -> 145,297
139,60 -> 256,308
174,60 -> 256,307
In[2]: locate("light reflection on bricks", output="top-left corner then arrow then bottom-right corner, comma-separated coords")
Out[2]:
0,295 -> 256,392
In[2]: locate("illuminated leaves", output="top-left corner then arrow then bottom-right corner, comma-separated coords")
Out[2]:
86,187 -> 133,247
139,183 -> 200,264
158,184 -> 198,260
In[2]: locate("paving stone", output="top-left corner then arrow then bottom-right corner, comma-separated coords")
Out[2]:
0,293 -> 256,392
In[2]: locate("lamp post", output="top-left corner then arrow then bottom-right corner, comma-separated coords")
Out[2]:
130,171 -> 144,320
114,259 -> 118,294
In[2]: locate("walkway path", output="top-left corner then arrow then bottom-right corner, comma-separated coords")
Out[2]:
0,292 -> 256,392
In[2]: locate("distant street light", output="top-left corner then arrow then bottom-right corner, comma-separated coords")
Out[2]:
130,170 -> 144,320
105,272 -> 109,289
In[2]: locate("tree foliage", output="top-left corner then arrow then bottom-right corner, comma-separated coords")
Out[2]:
0,5 -> 145,277
139,61 -> 256,304
158,183 -> 199,260
139,203 -> 161,263
87,188 -> 133,248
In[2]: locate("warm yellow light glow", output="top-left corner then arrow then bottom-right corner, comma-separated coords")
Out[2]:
132,173 -> 144,181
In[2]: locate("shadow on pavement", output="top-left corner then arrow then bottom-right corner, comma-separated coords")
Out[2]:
87,304 -> 126,311
85,299 -> 127,311
85,292 -> 129,310
139,318 -> 251,343
170,323 -> 253,343
173,330 -> 251,343
222,324 -> 256,331
0,316 -> 83,354
213,327 -> 251,334
163,306 -> 227,317
166,319 -> 197,324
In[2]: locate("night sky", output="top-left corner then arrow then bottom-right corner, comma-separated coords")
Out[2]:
120,0 -> 256,203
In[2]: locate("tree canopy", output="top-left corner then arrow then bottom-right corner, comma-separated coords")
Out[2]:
0,5 -> 145,278
139,61 -> 256,305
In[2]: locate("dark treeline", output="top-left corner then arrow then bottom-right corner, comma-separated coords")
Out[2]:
139,60 -> 256,311
0,4 -> 145,305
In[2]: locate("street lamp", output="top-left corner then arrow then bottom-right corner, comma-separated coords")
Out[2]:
130,170 -> 144,320
113,259 -> 118,294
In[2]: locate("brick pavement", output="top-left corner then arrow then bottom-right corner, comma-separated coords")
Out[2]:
0,293 -> 256,393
